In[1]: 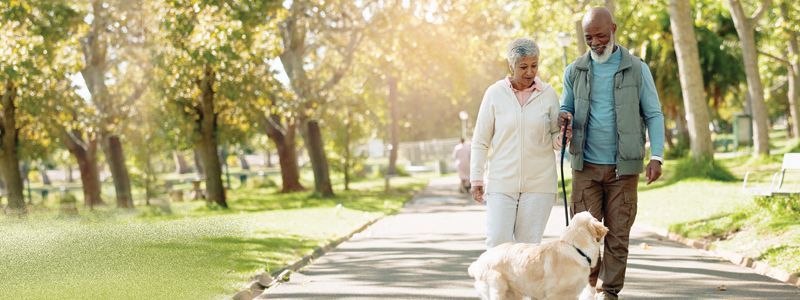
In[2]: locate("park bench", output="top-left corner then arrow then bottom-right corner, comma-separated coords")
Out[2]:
405,165 -> 435,173
742,153 -> 800,196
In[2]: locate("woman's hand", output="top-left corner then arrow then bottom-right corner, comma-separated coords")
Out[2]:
470,185 -> 485,204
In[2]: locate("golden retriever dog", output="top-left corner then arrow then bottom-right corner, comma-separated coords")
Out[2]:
468,212 -> 608,300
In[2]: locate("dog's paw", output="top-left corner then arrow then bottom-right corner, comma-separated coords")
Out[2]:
578,284 -> 596,300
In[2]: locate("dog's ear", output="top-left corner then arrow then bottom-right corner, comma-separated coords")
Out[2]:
591,221 -> 609,242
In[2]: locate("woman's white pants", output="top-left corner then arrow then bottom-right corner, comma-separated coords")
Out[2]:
484,192 -> 555,248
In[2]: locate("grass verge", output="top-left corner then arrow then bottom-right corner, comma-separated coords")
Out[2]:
638,149 -> 800,275
0,174 -> 431,299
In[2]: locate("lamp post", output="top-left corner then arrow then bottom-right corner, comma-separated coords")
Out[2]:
557,32 -> 571,69
458,111 -> 469,139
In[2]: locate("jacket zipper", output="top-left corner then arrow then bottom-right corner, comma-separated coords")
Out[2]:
519,90 -> 544,192
518,99 -> 523,192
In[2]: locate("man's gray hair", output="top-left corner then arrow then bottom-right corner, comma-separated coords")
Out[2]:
506,38 -> 539,67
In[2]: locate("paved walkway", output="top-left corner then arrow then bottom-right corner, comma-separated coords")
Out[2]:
263,177 -> 800,299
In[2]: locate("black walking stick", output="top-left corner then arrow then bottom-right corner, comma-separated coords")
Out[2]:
560,120 -> 570,226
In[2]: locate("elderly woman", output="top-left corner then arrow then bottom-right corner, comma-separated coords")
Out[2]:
470,38 -> 570,248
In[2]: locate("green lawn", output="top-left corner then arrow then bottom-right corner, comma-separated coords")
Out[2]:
637,132 -> 800,274
637,179 -> 753,229
0,174 -> 432,299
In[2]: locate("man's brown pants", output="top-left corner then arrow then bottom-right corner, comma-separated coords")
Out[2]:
571,162 -> 639,298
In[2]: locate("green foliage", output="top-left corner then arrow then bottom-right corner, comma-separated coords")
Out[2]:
756,244 -> 800,273
325,90 -> 372,182
58,191 -> 77,204
1,1 -> 83,161
153,0 -> 282,148
665,198 -> 800,274
755,193 -> 800,216
379,164 -> 410,177
780,140 -> 800,154
668,209 -> 751,239
137,203 -> 173,217
247,177 -> 277,189
665,133 -> 690,159
672,157 -> 737,182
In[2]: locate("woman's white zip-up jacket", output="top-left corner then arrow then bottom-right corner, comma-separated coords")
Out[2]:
470,78 -> 563,194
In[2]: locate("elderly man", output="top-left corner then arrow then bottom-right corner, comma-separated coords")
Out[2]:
559,7 -> 665,300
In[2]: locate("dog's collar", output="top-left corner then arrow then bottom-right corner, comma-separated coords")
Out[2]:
573,246 -> 591,265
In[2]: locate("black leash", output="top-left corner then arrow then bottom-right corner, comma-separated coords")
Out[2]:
560,120 -> 570,226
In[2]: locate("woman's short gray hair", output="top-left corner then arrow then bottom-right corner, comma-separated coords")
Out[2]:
506,38 -> 539,67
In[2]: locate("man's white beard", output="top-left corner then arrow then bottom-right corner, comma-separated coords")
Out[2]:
590,40 -> 615,64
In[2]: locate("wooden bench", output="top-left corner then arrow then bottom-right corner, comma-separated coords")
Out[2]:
743,153 -> 800,196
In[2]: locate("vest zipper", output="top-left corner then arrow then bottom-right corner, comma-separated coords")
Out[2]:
583,69 -> 592,156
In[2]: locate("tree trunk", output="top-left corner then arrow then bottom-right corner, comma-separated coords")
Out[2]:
728,0 -> 771,156
238,154 -> 250,170
173,151 -> 191,174
275,134 -> 303,193
675,107 -> 690,150
145,153 -> 154,206
344,107 -> 352,191
0,82 -> 26,214
64,132 -> 103,209
66,164 -> 74,182
789,69 -> 800,140
605,0 -> 615,16
258,113 -> 304,192
302,119 -> 334,197
80,1 -> 127,207
102,134 -> 133,208
387,75 -> 400,175
196,66 -> 227,208
194,148 -> 205,178
266,149 -> 273,168
575,19 -> 587,54
664,120 -> 675,150
40,163 -> 51,185
782,3 -> 800,141
21,162 -> 30,205
670,0 -> 714,160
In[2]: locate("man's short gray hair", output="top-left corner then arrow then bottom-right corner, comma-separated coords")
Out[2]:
506,38 -> 539,67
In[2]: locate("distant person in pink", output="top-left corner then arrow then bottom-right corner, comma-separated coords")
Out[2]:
453,138 -> 471,193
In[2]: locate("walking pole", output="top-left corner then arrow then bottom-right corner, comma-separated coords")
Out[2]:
560,120 -> 570,226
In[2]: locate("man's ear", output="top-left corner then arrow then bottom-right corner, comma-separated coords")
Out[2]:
611,23 -> 617,34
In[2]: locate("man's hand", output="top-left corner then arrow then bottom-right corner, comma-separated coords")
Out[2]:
558,111 -> 573,127
470,185 -> 485,204
558,112 -> 573,147
646,160 -> 662,184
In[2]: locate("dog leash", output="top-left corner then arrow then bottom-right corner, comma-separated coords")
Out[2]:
560,119 -> 570,226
